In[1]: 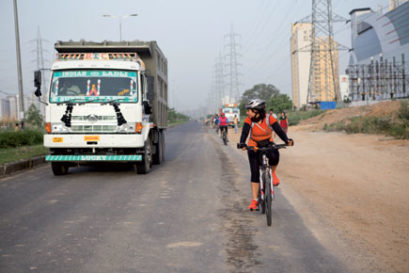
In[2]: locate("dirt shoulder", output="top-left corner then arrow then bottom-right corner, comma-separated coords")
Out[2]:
298,100 -> 403,131
228,123 -> 409,272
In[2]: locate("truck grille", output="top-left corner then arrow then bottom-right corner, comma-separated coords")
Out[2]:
71,115 -> 116,121
71,125 -> 117,133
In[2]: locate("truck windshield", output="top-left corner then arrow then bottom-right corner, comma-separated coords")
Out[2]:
50,70 -> 138,103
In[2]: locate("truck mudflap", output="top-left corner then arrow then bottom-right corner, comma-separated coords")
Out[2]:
45,155 -> 142,162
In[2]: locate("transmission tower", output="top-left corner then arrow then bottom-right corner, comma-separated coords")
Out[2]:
299,0 -> 348,104
32,26 -> 48,114
214,53 -> 225,107
209,53 -> 224,113
224,25 -> 242,103
36,27 -> 46,71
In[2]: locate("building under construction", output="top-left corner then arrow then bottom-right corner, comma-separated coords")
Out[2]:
346,1 -> 409,102
291,23 -> 339,108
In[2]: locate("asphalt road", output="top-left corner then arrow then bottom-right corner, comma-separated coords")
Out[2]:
0,121 -> 349,273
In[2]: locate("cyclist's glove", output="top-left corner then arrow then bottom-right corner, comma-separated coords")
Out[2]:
286,138 -> 294,146
237,143 -> 247,149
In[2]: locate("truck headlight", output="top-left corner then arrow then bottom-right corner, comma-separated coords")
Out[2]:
51,123 -> 71,133
116,123 -> 136,133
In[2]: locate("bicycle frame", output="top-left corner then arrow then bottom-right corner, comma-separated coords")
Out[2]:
259,154 -> 274,202
237,142 -> 289,226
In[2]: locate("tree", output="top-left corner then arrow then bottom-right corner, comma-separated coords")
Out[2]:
24,104 -> 43,128
240,84 -> 280,103
267,93 -> 293,113
168,108 -> 189,123
239,83 -> 280,114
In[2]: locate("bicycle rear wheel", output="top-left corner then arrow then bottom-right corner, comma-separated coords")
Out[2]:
265,176 -> 272,226
223,132 -> 227,145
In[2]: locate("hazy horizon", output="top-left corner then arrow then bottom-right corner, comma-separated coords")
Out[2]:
0,0 -> 388,114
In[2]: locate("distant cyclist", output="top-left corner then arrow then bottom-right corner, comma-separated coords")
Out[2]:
218,112 -> 230,140
214,114 -> 220,133
238,99 -> 294,211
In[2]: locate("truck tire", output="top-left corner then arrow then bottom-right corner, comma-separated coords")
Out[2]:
51,162 -> 69,176
153,131 -> 162,165
161,131 -> 166,162
135,139 -> 152,174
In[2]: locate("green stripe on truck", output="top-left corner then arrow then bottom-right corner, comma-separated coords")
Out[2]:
45,155 -> 142,161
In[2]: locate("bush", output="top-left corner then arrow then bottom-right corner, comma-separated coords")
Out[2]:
288,110 -> 325,126
0,129 -> 44,148
389,125 -> 409,139
323,121 -> 344,132
398,101 -> 409,121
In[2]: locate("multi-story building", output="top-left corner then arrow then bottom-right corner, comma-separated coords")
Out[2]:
291,23 -> 339,108
8,96 -> 18,120
291,23 -> 312,108
2,95 -> 42,121
347,1 -> 409,101
313,37 -> 339,102
0,98 -> 11,120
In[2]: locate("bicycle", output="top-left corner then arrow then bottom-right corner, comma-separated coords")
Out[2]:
220,126 -> 228,145
238,143 -> 288,226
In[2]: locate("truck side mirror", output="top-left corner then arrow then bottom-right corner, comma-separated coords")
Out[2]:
146,75 -> 155,102
34,70 -> 42,97
143,100 -> 152,115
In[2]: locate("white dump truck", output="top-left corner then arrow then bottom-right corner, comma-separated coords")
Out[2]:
35,40 -> 168,175
221,103 -> 240,127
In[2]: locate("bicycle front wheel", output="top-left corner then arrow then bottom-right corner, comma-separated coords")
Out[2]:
265,176 -> 272,226
258,188 -> 265,214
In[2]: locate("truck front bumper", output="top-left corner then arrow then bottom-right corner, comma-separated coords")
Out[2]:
45,155 -> 142,162
44,134 -> 145,148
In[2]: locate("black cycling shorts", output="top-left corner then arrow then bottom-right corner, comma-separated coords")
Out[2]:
219,126 -> 228,133
247,148 -> 279,183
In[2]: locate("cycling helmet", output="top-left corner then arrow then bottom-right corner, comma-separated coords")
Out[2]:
245,99 -> 266,110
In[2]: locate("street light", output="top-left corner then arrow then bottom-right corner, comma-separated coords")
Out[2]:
102,13 -> 138,41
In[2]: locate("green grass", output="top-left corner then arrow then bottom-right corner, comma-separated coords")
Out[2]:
238,111 -> 325,127
0,144 -> 48,164
287,110 -> 326,126
0,129 -> 44,148
168,119 -> 189,127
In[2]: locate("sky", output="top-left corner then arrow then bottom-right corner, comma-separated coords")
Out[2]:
0,0 -> 389,113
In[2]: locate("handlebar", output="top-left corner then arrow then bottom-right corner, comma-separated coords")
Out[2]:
237,143 -> 288,152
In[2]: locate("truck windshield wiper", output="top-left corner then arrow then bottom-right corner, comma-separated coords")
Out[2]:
61,103 -> 74,127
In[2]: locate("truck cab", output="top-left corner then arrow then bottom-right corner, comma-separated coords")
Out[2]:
222,104 -> 240,127
36,41 -> 167,175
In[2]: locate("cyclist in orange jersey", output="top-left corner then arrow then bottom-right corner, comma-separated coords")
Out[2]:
238,99 -> 294,211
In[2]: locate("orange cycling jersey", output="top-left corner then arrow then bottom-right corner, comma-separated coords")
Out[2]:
244,114 -> 277,147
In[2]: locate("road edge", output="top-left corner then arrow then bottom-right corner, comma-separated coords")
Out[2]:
0,155 -> 46,178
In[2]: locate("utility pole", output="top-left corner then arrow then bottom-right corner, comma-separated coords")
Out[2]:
13,0 -> 25,121
224,25 -> 241,103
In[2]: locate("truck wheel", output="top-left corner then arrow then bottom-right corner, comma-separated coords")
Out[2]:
161,132 -> 166,162
135,139 -> 152,174
51,162 -> 69,176
153,132 -> 163,165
